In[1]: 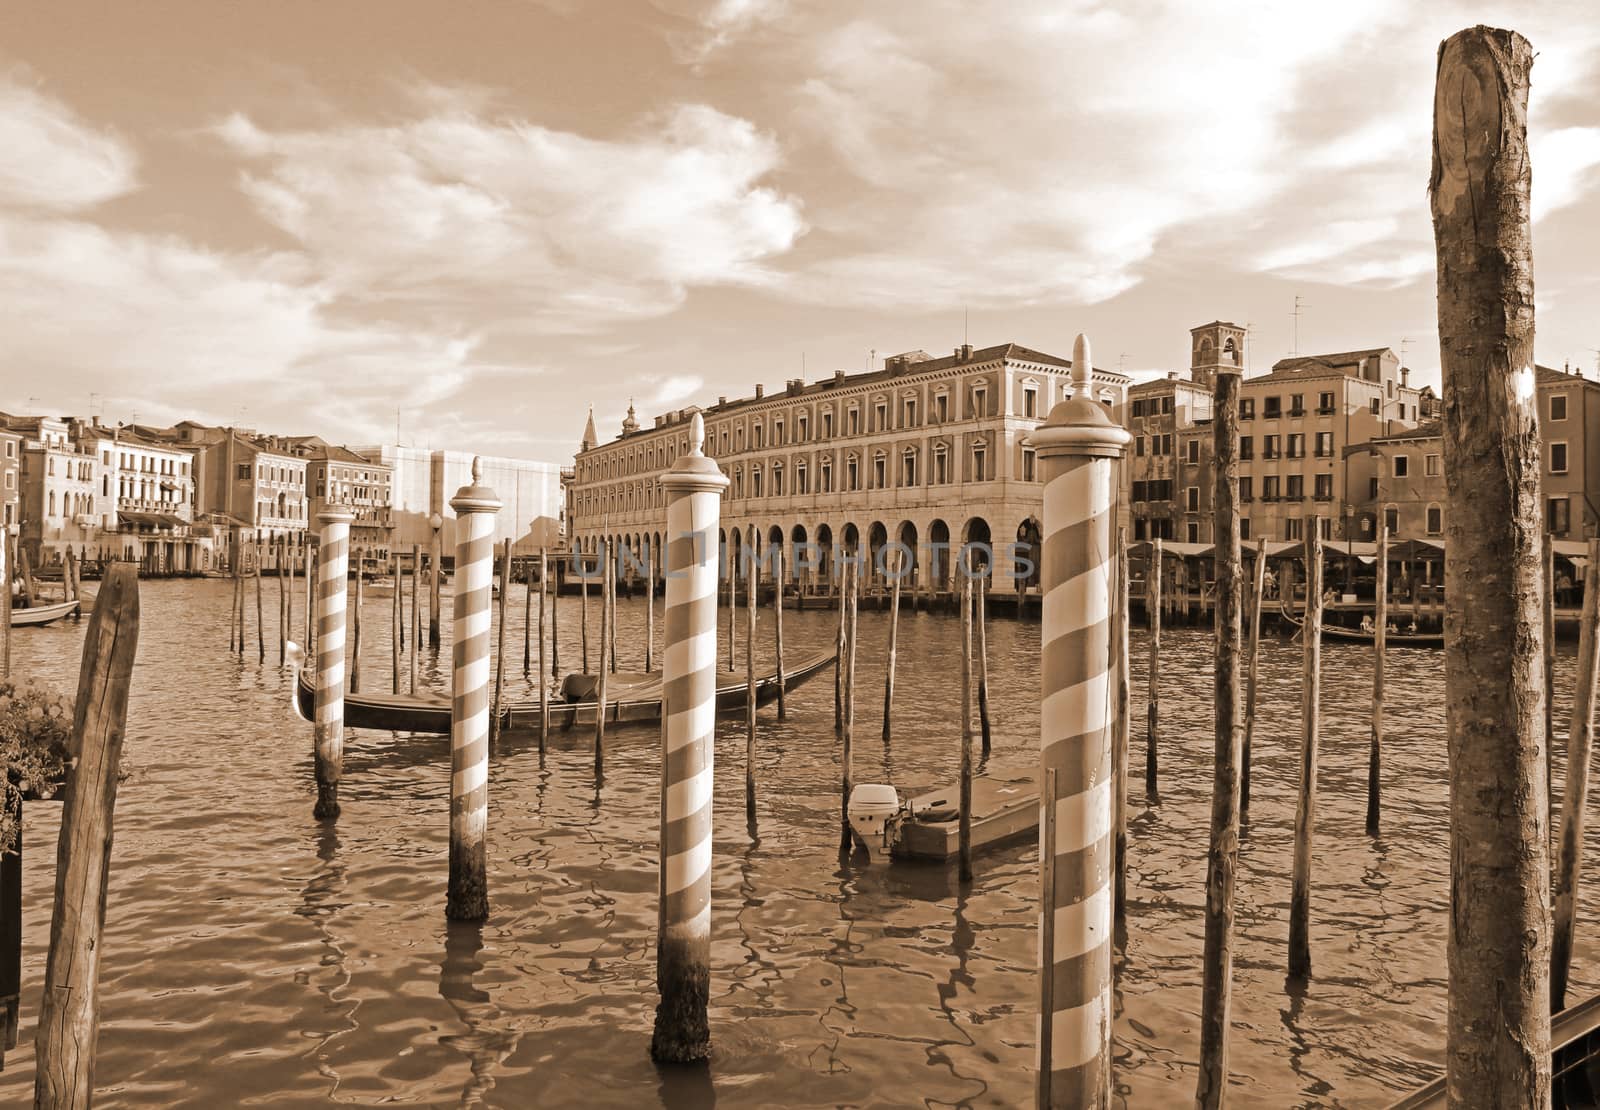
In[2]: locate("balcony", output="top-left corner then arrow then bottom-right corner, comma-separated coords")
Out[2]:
1316,405 -> 1336,415
1289,407 -> 1307,418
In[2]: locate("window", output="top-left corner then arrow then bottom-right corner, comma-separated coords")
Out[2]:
1314,432 -> 1332,458
935,446 -> 951,484
935,393 -> 949,423
1240,436 -> 1253,460
1393,454 -> 1409,477
846,456 -> 859,491
1289,394 -> 1306,417
1187,522 -> 1200,543
1262,475 -> 1281,500
796,462 -> 808,494
1240,517 -> 1251,540
1022,447 -> 1036,482
901,448 -> 918,486
1550,497 -> 1571,535
752,467 -> 763,497
1135,436 -> 1145,457
797,413 -> 809,441
1552,394 -> 1568,421
1370,397 -> 1381,414
1285,517 -> 1302,540
1286,474 -> 1304,500
1132,399 -> 1146,418
1023,385 -> 1039,419
1314,474 -> 1333,501
1263,435 -> 1280,460
847,408 -> 860,436
771,465 -> 783,496
1162,397 -> 1173,415
1186,439 -> 1200,464
904,398 -> 917,426
1186,486 -> 1199,512
1552,442 -> 1569,474
754,424 -> 764,449
237,464 -> 251,480
1263,396 -> 1282,418
1239,398 -> 1255,420
774,420 -> 785,446
873,452 -> 887,488
972,385 -> 988,418
1159,434 -> 1173,455
822,412 -> 834,438
875,402 -> 888,431
1427,505 -> 1443,535
1240,477 -> 1253,502
820,458 -> 833,492
1318,391 -> 1335,414
972,443 -> 987,481
1369,476 -> 1380,499
1287,434 -> 1305,459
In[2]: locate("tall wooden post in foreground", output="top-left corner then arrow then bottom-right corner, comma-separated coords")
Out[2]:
1552,539 -> 1600,1010
351,552 -> 364,695
774,545 -> 786,720
1369,524 -> 1389,836
646,546 -> 656,673
33,564 -> 140,1110
746,529 -> 758,825
1432,25 -> 1550,1106
311,509 -> 355,820
840,561 -> 859,858
1197,364 -> 1244,1108
1112,529 -> 1130,923
491,539 -> 510,746
1242,538 -> 1266,819
595,546 -> 610,773
1146,538 -> 1162,797
652,413 -> 726,1064
959,576 -> 974,884
883,547 -> 900,742
447,460 -> 500,922
1288,520 -> 1323,979
538,548 -> 549,755
429,516 -> 443,648
1030,334 -> 1128,1108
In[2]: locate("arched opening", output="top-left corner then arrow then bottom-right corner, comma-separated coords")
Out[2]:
894,520 -> 919,589
1016,517 -> 1042,590
928,518 -> 951,592
867,521 -> 888,592
790,523 -> 810,589
961,517 -> 993,580
815,523 -> 834,592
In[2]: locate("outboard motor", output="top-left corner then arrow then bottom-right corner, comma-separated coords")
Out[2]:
847,784 -> 900,858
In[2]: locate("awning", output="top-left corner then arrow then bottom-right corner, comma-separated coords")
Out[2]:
118,511 -> 161,527
154,513 -> 187,529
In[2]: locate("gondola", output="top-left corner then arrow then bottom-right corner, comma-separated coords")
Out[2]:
8,599 -> 80,627
1321,623 -> 1444,647
290,646 -> 836,734
1388,989 -> 1600,1107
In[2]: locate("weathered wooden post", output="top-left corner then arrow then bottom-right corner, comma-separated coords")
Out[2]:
303,540 -> 314,652
0,536 -> 12,1050
746,527 -> 758,825
447,459 -> 500,922
580,544 -> 591,673
882,547 -> 900,742
595,542 -> 610,773
1552,538 -> 1600,1009
1242,538 -> 1266,819
977,576 -> 992,756
351,548 -> 364,694
254,542 -> 265,662
17,548 -> 35,608
646,546 -> 655,673
835,549 -> 848,738
840,559 -> 858,857
727,541 -> 738,673
1544,531 -> 1556,833
959,576 -> 974,884
551,553 -> 561,678
1368,524 -> 1389,836
774,544 -> 786,720
430,513 -> 443,648
524,554 -> 533,675
490,539 -> 510,743
1196,360 -> 1244,1109
391,551 -> 402,694
652,413 -> 726,1064
610,543 -> 619,675
1289,517 -> 1323,979
311,510 -> 355,820
1112,528 -> 1130,924
538,549 -> 550,754
278,536 -> 289,664
32,563 -> 139,1110
1,533 -> 11,677
1432,26 -> 1550,1103
412,543 -> 422,693
1030,333 -> 1127,1107
1146,537 -> 1162,798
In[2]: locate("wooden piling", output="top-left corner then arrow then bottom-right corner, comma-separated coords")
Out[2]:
1196,364 -> 1244,1109
1545,531 -> 1556,836
835,552 -> 847,738
1112,528 -> 1130,924
727,546 -> 737,672
1432,27 -> 1550,1102
1146,537 -> 1162,798
524,555 -> 533,675
278,536 -> 289,664
17,549 -> 34,608
746,528 -> 758,825
1368,525 -> 1388,836
959,576 -> 974,884
430,523 -> 443,649
1288,518 -> 1322,979
1552,538 -> 1600,1009
1242,538 -> 1266,818
32,563 -> 139,1110
392,552 -> 402,693
977,576 -> 992,757
351,549 -> 363,694
254,543 -> 265,662
839,560 -> 857,857
581,548 -> 591,672
645,547 -> 655,673
538,548 -> 549,755
311,512 -> 354,819
594,545 -> 609,773
609,543 -> 619,675
882,547 -> 900,743
303,541 -> 313,652
492,539 -> 510,746
412,544 -> 422,693
774,544 -> 786,721
551,555 -> 561,678
229,544 -> 241,653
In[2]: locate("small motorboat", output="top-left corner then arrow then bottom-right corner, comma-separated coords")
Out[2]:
8,599 -> 80,628
848,775 -> 1040,862
289,644 -> 835,734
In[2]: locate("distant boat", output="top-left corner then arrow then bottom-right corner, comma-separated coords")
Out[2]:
289,647 -> 835,734
8,599 -> 80,628
849,775 -> 1039,862
1322,623 -> 1443,648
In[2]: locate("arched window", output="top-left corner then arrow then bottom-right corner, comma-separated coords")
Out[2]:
901,446 -> 918,486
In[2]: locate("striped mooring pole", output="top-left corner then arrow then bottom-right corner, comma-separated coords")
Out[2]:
312,508 -> 356,820
1028,332 -> 1129,1108
447,458 -> 501,922
651,412 -> 728,1064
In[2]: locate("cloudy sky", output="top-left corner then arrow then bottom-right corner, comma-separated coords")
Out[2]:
3,1 -> 1598,460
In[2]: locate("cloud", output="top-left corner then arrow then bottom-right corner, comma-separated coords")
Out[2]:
213,100 -> 805,334
0,76 -> 137,210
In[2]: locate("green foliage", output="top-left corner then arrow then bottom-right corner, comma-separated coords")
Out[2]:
0,677 -> 73,855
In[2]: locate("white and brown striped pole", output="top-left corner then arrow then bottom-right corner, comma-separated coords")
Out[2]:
651,412 -> 727,1064
447,458 -> 501,922
312,508 -> 356,820
1029,332 -> 1128,1108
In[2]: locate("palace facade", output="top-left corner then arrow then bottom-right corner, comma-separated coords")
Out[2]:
566,342 -> 1132,594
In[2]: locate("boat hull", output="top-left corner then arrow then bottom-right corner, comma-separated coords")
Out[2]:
9,599 -> 80,627
889,775 -> 1038,862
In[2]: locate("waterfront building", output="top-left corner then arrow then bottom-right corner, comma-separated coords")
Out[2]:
73,420 -> 200,572
1362,422 -> 1446,540
567,342 -> 1131,594
0,429 -> 18,533
350,444 -> 564,557
142,422 -> 309,559
3,415 -> 102,566
287,438 -> 395,567
1126,323 -> 1226,543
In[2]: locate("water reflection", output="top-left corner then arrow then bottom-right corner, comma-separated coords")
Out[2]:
438,921 -> 521,1107
295,823 -> 358,1099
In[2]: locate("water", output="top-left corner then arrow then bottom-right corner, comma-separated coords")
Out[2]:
1,579 -> 1597,1108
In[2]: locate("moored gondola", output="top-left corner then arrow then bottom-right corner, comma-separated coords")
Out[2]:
8,599 -> 80,628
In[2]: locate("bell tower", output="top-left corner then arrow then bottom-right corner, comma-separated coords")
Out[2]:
1189,321 -> 1246,388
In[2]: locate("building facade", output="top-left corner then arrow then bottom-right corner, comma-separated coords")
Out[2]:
567,342 -> 1131,593
290,439 -> 395,565
76,422 -> 200,571
8,416 -> 102,565
0,430 -> 18,534
1126,322 -> 1229,543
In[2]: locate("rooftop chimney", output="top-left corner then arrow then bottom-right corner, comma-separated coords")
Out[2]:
718,395 -> 727,407
754,383 -> 764,399
961,343 -> 973,361
1168,371 -> 1178,380
833,370 -> 846,386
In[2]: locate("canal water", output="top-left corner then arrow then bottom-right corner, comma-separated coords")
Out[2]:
2,578 -> 1598,1108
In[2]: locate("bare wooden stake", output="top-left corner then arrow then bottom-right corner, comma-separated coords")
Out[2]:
254,543 -> 265,662
1242,538 -> 1266,819
33,564 -> 140,1110
1113,528 -> 1130,925
746,528 -> 758,825
835,552 -> 847,738
1146,537 -> 1162,798
727,544 -> 738,672
959,575 -> 974,884
278,536 -> 289,664
412,544 -> 422,693
645,546 -> 655,673
551,554 -> 561,678
1545,530 -> 1556,841
539,548 -> 549,755
882,547 -> 900,743
1288,518 -> 1322,979
839,560 -> 857,857
351,548 -> 364,694
594,547 -> 609,774
581,548 -> 591,673
492,539 -> 510,745
1369,525 -> 1388,836
977,575 -> 992,756
774,545 -> 786,720
1552,538 -> 1600,1009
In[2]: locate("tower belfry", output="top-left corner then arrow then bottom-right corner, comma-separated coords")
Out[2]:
581,405 -> 598,452
1189,321 -> 1246,388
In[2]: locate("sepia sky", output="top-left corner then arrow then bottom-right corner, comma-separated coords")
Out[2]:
3,1 -> 1599,462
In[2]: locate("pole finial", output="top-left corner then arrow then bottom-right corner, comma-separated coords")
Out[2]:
1072,333 -> 1092,391
689,412 -> 705,456
471,456 -> 483,482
